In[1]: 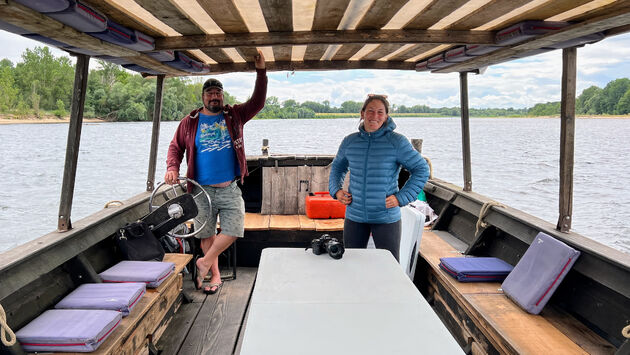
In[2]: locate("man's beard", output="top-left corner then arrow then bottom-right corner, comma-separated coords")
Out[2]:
205,99 -> 222,113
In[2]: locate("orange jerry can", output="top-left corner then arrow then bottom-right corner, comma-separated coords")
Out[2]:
305,192 -> 346,219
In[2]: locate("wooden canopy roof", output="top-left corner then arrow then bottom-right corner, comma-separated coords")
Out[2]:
2,0 -> 630,76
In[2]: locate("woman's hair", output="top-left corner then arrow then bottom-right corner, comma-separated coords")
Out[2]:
361,95 -> 389,114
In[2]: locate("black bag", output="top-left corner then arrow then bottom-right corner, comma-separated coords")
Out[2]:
115,221 -> 165,261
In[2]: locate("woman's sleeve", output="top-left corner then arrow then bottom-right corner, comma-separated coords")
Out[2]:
394,137 -> 430,206
328,136 -> 350,199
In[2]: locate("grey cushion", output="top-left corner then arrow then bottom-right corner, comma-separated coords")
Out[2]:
501,232 -> 580,314
99,260 -> 175,288
55,282 -> 146,316
16,309 -> 121,352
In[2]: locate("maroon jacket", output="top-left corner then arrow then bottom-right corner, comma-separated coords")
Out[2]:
166,69 -> 267,191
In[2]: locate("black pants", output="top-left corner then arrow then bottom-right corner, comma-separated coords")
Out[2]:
343,218 -> 401,262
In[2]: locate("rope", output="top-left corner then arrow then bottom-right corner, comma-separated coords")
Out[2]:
475,201 -> 505,236
104,200 -> 123,208
0,303 -> 16,347
422,155 -> 434,179
623,324 -> 630,338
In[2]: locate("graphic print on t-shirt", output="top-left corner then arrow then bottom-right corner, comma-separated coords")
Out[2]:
198,119 -> 232,153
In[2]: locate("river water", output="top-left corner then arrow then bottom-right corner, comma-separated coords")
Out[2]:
0,117 -> 628,254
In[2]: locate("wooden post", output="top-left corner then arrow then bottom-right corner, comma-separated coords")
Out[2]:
262,138 -> 269,156
147,75 -> 165,192
58,54 -> 90,232
459,72 -> 472,192
557,47 -> 577,232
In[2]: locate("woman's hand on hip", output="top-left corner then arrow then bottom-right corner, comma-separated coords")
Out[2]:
385,195 -> 400,208
336,190 -> 352,205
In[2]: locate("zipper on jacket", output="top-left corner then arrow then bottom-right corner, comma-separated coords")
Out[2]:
363,132 -> 371,221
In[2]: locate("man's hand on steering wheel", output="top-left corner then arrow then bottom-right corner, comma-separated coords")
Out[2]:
164,170 -> 179,185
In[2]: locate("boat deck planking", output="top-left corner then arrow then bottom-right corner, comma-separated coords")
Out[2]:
156,267 -> 257,355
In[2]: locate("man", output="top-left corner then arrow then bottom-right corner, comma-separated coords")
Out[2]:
165,50 -> 267,294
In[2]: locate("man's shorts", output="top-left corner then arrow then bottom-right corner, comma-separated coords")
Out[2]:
193,181 -> 245,238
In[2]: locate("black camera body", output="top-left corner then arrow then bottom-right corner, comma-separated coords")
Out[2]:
311,234 -> 345,259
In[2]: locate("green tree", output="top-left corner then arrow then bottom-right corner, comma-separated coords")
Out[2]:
601,78 -> 630,114
616,88 -> 630,114
14,46 -> 73,111
0,61 -> 18,112
340,100 -> 362,113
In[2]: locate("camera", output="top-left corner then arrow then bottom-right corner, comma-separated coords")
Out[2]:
311,234 -> 345,259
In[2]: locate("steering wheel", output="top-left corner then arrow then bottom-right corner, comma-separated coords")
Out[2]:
148,177 -> 212,238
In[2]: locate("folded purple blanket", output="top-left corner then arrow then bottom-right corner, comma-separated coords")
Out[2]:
439,257 -> 513,282
55,282 -> 146,316
99,260 -> 175,288
16,309 -> 121,352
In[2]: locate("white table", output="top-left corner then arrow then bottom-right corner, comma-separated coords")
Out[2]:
239,248 -> 463,355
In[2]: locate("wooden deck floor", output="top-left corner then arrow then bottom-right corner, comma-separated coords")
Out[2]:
156,267 -> 257,355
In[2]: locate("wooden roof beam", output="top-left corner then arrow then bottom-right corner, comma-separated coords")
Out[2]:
437,3 -> 630,73
155,29 -> 496,50
181,60 -> 416,75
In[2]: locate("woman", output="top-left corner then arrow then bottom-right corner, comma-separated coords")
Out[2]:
328,95 -> 430,261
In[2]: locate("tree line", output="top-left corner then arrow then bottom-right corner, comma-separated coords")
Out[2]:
1,47 -> 629,121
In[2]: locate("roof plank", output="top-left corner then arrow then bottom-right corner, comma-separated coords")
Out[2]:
203,60 -> 416,74
201,48 -> 235,64
487,0 -> 593,30
259,0 -> 293,32
360,43 -> 407,60
155,29 -> 495,50
304,0 -> 352,65
134,0 -> 203,35
404,0 -> 469,29
439,6 -> 630,73
387,43 -> 440,61
447,0 -> 533,30
332,44 -> 363,60
272,45 -> 292,62
333,0 -> 410,67
196,0 -> 249,33
237,47 -> 261,62
81,0 -> 164,37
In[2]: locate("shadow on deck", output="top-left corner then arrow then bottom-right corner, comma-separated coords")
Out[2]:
157,267 -> 257,355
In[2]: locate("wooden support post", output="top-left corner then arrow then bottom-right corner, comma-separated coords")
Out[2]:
58,54 -> 90,232
557,47 -> 577,232
262,138 -> 269,156
147,75 -> 165,192
459,72 -> 472,192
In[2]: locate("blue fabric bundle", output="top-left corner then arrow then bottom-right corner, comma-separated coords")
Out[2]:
439,257 -> 513,282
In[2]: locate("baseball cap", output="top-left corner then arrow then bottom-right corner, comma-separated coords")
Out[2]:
202,78 -> 223,92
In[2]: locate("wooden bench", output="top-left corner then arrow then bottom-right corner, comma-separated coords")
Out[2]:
419,231 -> 614,354
57,253 -> 192,355
243,213 -> 344,232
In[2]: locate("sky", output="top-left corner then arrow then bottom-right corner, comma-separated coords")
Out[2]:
2,30 -> 630,109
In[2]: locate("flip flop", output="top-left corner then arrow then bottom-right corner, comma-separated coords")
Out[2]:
203,282 -> 223,295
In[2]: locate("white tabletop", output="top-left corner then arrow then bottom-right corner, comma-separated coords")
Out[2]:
239,248 -> 463,355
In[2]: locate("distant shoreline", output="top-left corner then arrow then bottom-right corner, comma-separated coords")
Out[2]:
1,114 -> 628,125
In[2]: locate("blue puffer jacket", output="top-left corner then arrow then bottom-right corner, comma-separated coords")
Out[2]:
329,117 -> 430,224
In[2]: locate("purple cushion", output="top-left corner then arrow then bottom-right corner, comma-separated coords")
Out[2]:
439,257 -> 513,282
16,309 -> 121,352
47,0 -> 107,33
55,283 -> 146,316
13,0 -> 70,13
99,260 -> 175,288
501,232 -> 580,314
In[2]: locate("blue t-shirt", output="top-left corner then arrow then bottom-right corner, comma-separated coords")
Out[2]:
194,113 -> 240,185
